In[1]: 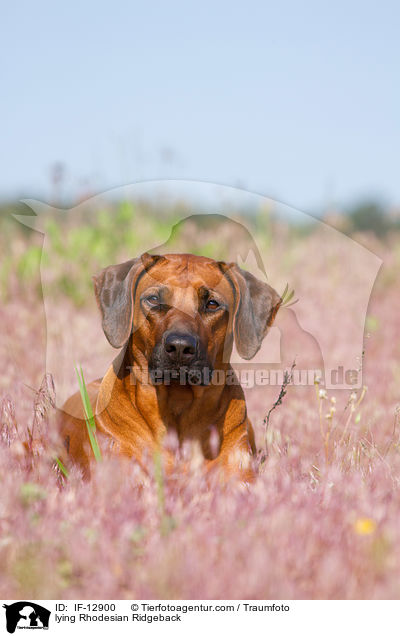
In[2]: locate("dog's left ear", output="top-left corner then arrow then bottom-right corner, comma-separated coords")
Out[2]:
93,253 -> 161,348
222,263 -> 282,360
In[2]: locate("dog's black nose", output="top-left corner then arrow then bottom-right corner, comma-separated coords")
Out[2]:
164,332 -> 198,364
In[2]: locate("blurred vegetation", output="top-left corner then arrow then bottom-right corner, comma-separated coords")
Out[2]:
0,199 -> 179,305
0,196 -> 399,307
347,200 -> 398,237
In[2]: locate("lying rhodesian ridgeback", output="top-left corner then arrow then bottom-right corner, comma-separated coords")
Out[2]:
58,253 -> 281,481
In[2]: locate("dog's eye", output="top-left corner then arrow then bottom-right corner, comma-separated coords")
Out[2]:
205,299 -> 220,311
145,295 -> 160,306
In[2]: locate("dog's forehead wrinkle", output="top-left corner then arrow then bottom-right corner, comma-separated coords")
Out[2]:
171,287 -> 198,314
143,253 -> 228,285
135,256 -> 235,314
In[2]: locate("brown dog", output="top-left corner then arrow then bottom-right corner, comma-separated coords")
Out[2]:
58,253 -> 281,480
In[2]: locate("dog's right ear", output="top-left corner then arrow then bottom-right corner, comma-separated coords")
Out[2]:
93,253 -> 161,348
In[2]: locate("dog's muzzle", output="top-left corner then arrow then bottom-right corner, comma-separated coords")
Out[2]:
148,331 -> 213,386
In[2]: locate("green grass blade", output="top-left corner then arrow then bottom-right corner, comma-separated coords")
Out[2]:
283,289 -> 295,305
285,298 -> 299,308
280,285 -> 298,308
281,283 -> 289,302
152,450 -> 176,536
54,456 -> 69,478
75,365 -> 102,462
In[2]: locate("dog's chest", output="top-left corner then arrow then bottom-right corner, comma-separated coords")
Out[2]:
159,385 -> 210,436
164,385 -> 197,418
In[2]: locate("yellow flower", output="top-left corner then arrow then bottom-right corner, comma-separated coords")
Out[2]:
354,518 -> 377,535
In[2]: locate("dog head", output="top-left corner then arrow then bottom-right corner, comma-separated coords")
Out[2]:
93,253 -> 281,384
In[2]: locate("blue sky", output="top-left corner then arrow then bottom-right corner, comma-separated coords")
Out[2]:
1,0 -> 399,213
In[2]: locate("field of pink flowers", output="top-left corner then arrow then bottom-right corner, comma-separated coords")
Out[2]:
1,208 -> 400,600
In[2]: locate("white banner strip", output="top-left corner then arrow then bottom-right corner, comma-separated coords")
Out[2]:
1,600 -> 399,635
